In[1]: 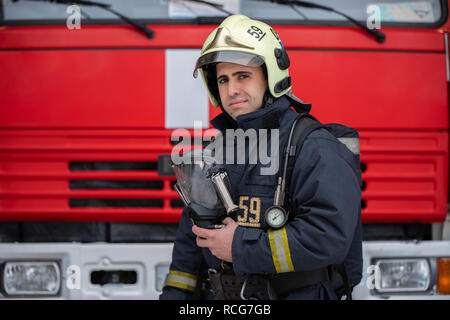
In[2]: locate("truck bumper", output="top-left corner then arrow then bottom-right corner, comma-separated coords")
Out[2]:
0,242 -> 174,299
2,241 -> 449,300
352,240 -> 450,300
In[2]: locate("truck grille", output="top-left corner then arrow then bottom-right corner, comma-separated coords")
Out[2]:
69,161 -> 165,208
0,129 -> 185,222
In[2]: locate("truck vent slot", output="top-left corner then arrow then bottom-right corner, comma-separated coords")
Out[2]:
90,270 -> 137,286
361,180 -> 367,191
67,161 -> 171,211
170,199 -> 184,208
69,161 -> 157,171
69,180 -> 164,190
69,199 -> 164,208
169,137 -> 205,146
361,199 -> 367,209
360,162 -> 367,208
360,162 -> 367,172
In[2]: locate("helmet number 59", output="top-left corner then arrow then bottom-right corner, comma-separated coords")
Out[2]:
247,26 -> 266,42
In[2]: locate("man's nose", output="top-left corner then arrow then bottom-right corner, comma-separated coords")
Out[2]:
227,79 -> 240,97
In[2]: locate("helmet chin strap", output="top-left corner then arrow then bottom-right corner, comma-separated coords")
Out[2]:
262,89 -> 275,109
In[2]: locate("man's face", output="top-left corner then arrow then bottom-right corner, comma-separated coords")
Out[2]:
216,62 -> 268,120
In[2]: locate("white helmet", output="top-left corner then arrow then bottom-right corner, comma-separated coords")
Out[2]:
193,14 -> 292,107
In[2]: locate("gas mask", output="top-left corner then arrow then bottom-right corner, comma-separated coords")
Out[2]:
173,149 -> 238,229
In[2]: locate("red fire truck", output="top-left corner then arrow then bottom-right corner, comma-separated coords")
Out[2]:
0,0 -> 449,299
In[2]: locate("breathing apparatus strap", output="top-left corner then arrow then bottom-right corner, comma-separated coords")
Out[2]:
283,113 -> 322,206
192,256 -> 208,299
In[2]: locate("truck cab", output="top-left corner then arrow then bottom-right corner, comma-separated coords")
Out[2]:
0,0 -> 449,299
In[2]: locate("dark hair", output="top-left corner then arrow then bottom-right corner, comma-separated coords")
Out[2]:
203,64 -> 221,106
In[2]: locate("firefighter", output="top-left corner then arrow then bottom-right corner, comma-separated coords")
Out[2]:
160,14 -> 362,300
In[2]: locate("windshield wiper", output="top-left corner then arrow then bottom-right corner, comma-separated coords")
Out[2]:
14,0 -> 154,39
258,0 -> 386,43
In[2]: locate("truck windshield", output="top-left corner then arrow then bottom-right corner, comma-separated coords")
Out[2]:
0,0 -> 446,27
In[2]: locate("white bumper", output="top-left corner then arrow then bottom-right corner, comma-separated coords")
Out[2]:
2,240 -> 449,300
0,242 -> 174,299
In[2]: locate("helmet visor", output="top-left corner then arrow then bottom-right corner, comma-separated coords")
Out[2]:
193,51 -> 265,78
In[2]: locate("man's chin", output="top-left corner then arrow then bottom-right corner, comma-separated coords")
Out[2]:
231,110 -> 245,118
226,106 -> 258,120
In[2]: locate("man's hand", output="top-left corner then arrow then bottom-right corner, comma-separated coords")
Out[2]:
192,217 -> 238,262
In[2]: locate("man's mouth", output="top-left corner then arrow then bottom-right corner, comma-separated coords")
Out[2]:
228,99 -> 247,108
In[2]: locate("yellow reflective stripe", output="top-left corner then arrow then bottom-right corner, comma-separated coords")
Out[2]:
164,270 -> 197,292
268,227 -> 294,273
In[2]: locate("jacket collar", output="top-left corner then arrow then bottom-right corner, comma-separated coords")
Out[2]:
210,95 -> 291,132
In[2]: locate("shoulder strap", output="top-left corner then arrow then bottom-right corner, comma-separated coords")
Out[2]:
192,256 -> 207,299
283,113 -> 322,205
333,263 -> 353,300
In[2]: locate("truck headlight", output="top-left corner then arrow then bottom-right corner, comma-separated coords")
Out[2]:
2,261 -> 61,296
375,258 -> 430,293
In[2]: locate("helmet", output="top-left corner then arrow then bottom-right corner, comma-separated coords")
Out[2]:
193,14 -> 291,107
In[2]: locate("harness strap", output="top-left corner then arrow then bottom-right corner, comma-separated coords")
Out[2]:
207,267 -> 330,300
269,267 -> 330,296
192,256 -> 207,299
332,263 -> 353,300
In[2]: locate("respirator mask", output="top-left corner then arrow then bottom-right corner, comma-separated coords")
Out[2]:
173,149 -> 238,229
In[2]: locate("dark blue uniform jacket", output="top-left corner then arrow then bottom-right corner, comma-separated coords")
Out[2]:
160,95 -> 362,300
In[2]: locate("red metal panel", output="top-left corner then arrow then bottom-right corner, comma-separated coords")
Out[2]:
360,131 -> 448,222
289,50 -> 448,130
0,50 -> 165,128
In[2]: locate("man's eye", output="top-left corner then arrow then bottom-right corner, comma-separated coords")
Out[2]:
238,74 -> 249,80
218,78 -> 227,84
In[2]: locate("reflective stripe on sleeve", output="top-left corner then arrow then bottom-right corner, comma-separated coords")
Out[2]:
164,270 -> 197,292
268,227 -> 295,273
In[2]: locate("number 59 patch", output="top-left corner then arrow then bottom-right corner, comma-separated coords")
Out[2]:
237,196 -> 262,228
